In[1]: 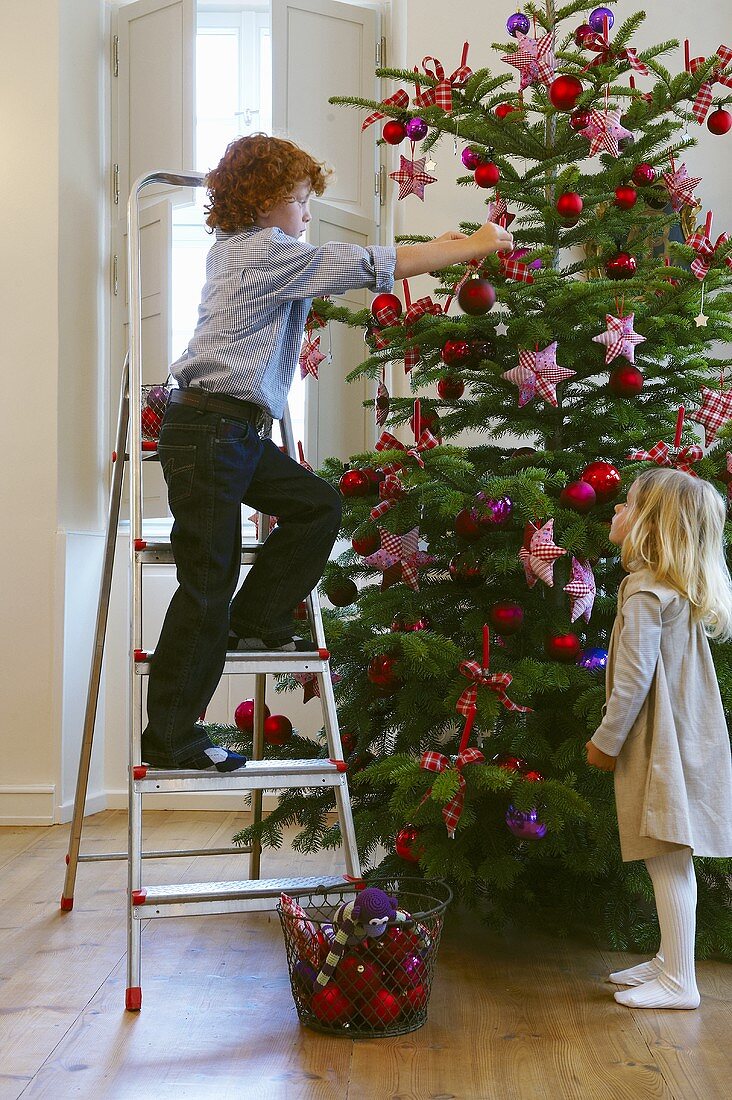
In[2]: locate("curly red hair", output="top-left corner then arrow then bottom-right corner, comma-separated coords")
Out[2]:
204,133 -> 332,232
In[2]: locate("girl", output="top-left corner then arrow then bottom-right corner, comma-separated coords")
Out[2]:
586,466 -> 732,1009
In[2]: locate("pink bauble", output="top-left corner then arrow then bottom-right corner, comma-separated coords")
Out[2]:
437,376 -> 465,400
605,252 -> 637,280
457,278 -> 496,315
545,633 -> 582,662
560,479 -> 597,513
609,364 -> 644,396
581,460 -> 622,503
489,600 -> 524,635
631,162 -> 655,186
476,495 -> 512,527
461,147 -> 482,170
234,698 -> 271,732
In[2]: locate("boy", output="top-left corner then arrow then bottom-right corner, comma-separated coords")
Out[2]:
142,133 -> 513,771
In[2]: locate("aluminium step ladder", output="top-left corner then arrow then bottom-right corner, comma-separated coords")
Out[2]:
61,170 -> 362,1012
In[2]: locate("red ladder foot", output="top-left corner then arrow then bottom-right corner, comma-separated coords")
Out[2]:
60,895 -> 74,911
125,986 -> 142,1011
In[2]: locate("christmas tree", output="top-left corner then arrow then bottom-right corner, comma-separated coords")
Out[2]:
227,0 -> 732,957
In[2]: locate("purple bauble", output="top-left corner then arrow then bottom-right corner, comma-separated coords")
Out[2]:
476,494 -> 512,528
398,953 -> 427,987
506,12 -> 530,37
461,147 -> 482,171
506,805 -> 547,840
146,384 -> 169,409
588,6 -> 614,33
405,116 -> 428,141
293,959 -> 318,989
577,646 -> 608,673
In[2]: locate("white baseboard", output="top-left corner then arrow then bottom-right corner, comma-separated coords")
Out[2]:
104,789 -> 282,812
56,790 -> 109,824
0,785 -> 56,826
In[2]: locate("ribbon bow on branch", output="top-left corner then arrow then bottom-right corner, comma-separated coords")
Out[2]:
686,224 -> 732,281
369,473 -> 406,520
628,440 -> 703,476
361,89 -> 410,131
688,44 -> 732,124
456,626 -> 532,716
582,30 -> 650,75
419,706 -> 482,838
374,428 -> 440,474
413,43 -> 472,112
402,279 -> 444,372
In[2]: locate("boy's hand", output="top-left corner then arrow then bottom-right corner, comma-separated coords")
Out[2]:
585,740 -> 616,772
469,221 -> 514,259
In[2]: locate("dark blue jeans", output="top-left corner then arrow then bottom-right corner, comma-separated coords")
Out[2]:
142,402 -> 342,766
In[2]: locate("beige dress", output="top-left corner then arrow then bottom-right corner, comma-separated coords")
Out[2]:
591,568 -> 732,862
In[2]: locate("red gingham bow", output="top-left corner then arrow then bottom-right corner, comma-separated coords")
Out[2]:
369,473 -> 405,519
498,250 -> 535,283
628,440 -> 703,476
414,44 -> 472,112
374,429 -> 440,473
372,299 -> 402,327
456,659 -> 532,716
583,30 -> 650,75
361,89 -> 410,130
689,45 -> 732,124
686,228 -> 732,281
402,286 -> 444,372
419,746 -> 484,838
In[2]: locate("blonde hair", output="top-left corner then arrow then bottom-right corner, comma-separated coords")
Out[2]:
621,467 -> 732,639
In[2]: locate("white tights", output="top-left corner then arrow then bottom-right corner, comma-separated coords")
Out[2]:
611,847 -> 700,1010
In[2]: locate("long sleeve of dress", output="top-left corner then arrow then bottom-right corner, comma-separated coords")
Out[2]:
591,591 -> 663,758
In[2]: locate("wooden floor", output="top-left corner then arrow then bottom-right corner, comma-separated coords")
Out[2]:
0,811 -> 729,1100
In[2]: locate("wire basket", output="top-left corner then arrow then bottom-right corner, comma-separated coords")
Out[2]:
140,383 -> 172,441
277,877 -> 452,1037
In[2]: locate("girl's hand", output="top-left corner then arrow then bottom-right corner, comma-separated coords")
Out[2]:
434,230 -> 469,242
586,740 -> 616,772
469,221 -> 514,258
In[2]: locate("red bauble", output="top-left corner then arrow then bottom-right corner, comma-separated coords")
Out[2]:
569,108 -> 591,131
437,376 -> 465,400
523,769 -> 544,782
609,364 -> 644,396
339,469 -> 371,497
362,466 -> 385,494
395,824 -> 423,862
371,293 -> 402,323
441,339 -> 471,366
263,714 -> 293,746
707,108 -> 732,135
391,613 -> 431,632
560,479 -> 597,513
581,460 -> 622,503
605,252 -> 637,280
338,954 -> 383,999
474,162 -> 500,188
448,554 -> 483,586
489,600 -> 524,635
326,579 -> 359,607
495,103 -> 517,119
394,953 -> 427,988
367,654 -> 402,693
631,162 -> 656,186
574,23 -> 594,48
409,406 -> 440,438
352,529 -> 381,556
614,184 -> 638,210
377,926 -> 422,965
382,119 -> 407,145
141,407 -> 163,439
234,698 -> 270,732
340,731 -> 356,754
360,987 -> 402,1026
312,984 -> 352,1025
491,752 -> 528,773
401,983 -> 428,1012
454,508 -> 483,541
556,191 -> 583,221
545,633 -> 582,662
471,339 -> 496,361
293,601 -> 309,620
549,75 -> 583,111
458,277 -> 496,315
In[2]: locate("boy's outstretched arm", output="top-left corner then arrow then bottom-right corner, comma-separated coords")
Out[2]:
393,223 -> 514,281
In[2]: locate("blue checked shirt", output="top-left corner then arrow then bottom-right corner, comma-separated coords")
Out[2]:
170,226 -> 397,419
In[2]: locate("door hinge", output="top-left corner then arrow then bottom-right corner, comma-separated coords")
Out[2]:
376,36 -> 386,67
112,34 -> 119,78
112,254 -> 119,297
376,164 -> 386,206
113,163 -> 120,206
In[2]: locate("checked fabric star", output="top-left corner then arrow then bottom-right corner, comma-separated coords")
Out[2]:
389,155 -> 437,201
519,519 -> 567,589
502,342 -> 575,407
564,557 -> 596,623
662,163 -> 702,212
299,334 -> 326,379
363,527 -> 432,590
579,108 -> 633,158
501,31 -> 556,91
592,313 -> 646,365
692,386 -> 732,446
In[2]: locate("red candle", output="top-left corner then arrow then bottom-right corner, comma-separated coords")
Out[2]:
674,406 -> 685,448
705,210 -> 713,238
458,706 -> 476,756
482,623 -> 490,670
413,398 -> 421,441
684,39 -> 690,73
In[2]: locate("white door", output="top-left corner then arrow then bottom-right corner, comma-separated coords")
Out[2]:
272,0 -> 383,464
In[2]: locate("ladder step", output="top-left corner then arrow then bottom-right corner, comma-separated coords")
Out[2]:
135,758 -> 347,793
134,650 -> 329,675
135,542 -> 262,565
132,874 -> 359,918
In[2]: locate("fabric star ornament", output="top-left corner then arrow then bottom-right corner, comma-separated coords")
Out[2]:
592,313 -> 646,364
502,31 -> 556,90
579,108 -> 633,158
692,386 -> 732,446
389,155 -> 437,201
299,333 -> 326,379
363,527 -> 431,590
519,519 -> 567,589
502,342 -> 575,407
564,557 -> 596,623
293,668 -> 341,704
662,163 -> 702,212
486,196 -> 515,228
